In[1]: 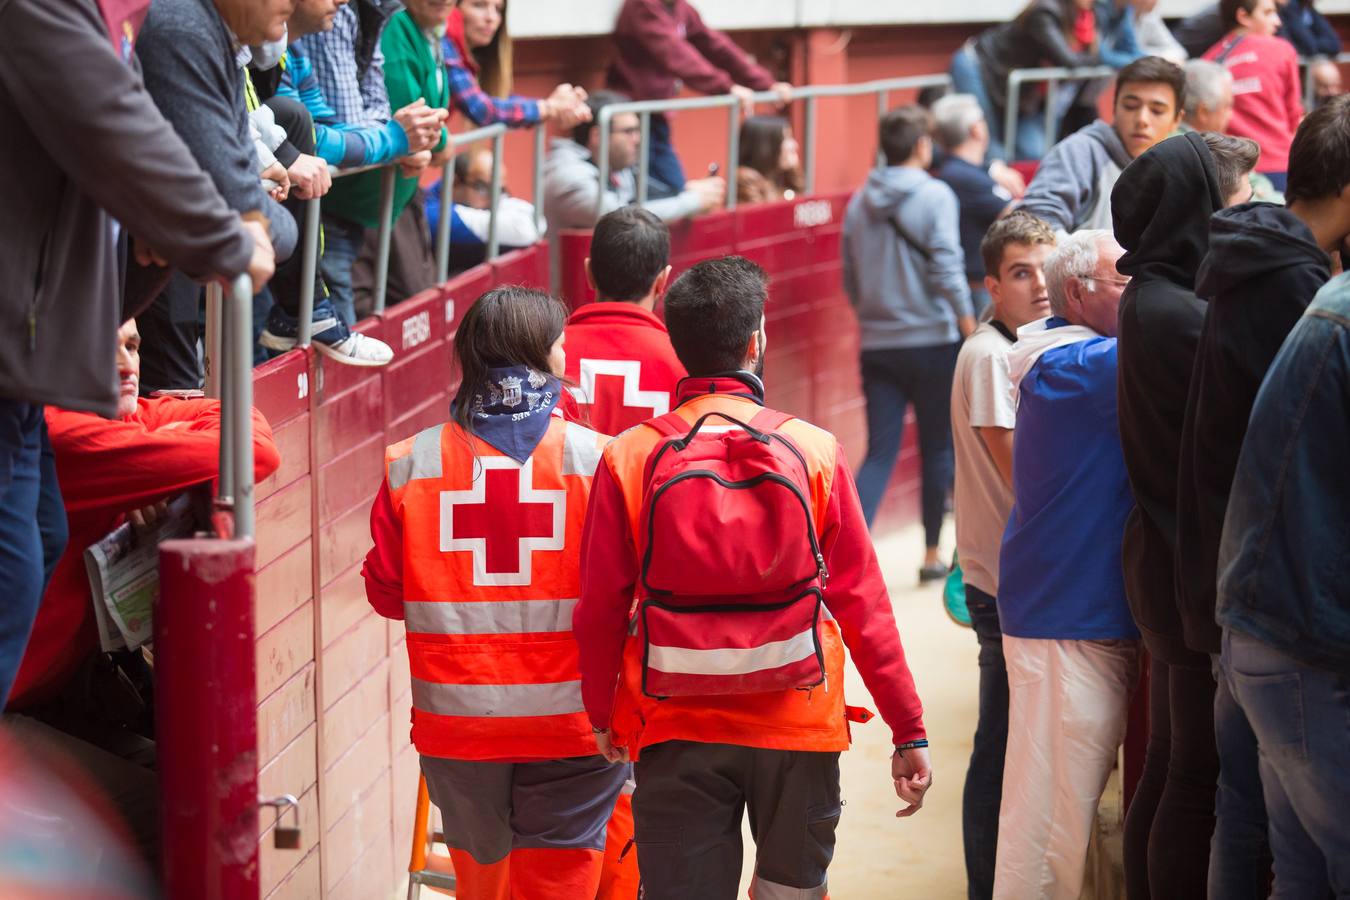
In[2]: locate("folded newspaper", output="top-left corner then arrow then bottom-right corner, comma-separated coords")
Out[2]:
84,494 -> 197,652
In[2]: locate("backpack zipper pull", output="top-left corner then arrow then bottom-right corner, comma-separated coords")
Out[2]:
816,552 -> 829,587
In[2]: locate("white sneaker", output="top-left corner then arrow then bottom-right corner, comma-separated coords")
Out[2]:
314,332 -> 395,367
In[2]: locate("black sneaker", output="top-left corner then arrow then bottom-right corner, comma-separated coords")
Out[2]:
918,562 -> 950,585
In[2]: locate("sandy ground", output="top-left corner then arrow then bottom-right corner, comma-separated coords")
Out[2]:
737,523 -> 979,899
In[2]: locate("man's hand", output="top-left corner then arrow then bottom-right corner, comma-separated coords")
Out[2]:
133,239 -> 168,269
399,149 -> 432,180
429,143 -> 455,169
261,160 -> 290,201
958,314 -> 978,339
771,81 -> 794,106
241,217 -> 276,290
395,98 -> 449,154
892,746 -> 933,818
730,84 -> 757,117
288,153 -> 333,200
989,160 -> 1027,200
594,728 -> 630,764
129,500 -> 170,535
685,176 -> 726,213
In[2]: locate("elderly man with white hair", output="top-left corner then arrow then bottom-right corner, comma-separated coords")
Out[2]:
1183,59 -> 1236,133
992,229 -> 1143,900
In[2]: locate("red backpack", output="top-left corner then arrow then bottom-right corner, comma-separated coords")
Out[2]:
635,408 -> 829,698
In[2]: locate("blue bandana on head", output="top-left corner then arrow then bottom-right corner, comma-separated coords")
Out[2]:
463,365 -> 562,463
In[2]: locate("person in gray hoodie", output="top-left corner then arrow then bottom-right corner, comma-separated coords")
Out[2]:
842,105 -> 975,581
1018,55 -> 1184,234
544,90 -> 725,233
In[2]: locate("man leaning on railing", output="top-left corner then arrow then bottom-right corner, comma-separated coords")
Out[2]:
544,90 -> 725,233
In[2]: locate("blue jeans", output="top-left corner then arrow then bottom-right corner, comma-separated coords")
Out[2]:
646,113 -> 686,197
1222,629 -> 1345,898
963,585 -> 1008,900
0,401 -> 51,706
855,343 -> 959,545
320,215 -> 365,327
948,46 -> 1049,162
37,420 -> 66,595
1210,654 -> 1275,900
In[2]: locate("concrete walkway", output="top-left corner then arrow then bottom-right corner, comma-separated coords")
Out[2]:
739,524 -> 978,898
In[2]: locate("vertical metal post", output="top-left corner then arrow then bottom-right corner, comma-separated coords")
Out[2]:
227,274 -> 256,539
533,124 -> 546,235
1043,78 -> 1059,153
1004,73 -> 1020,161
637,110 -> 651,205
875,90 -> 889,169
436,157 -> 454,284
156,538 -> 258,900
1304,59 -> 1318,112
803,94 -> 818,197
595,107 -> 611,222
373,165 -> 397,314
726,101 -> 740,211
487,131 -> 504,260
217,292 -> 235,509
204,282 -> 223,398
297,197 -> 321,346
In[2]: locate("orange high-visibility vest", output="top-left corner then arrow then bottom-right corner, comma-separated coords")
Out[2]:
386,415 -> 608,761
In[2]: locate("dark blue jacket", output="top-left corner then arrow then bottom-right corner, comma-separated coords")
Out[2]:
1217,272 -> 1350,675
1279,0 -> 1341,57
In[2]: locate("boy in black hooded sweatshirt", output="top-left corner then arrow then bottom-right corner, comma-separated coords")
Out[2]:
1177,95 -> 1350,899
1110,129 -> 1259,900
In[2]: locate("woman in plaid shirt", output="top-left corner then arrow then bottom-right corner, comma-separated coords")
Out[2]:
443,0 -> 590,129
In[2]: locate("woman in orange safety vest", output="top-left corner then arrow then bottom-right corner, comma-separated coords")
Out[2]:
363,286 -> 629,899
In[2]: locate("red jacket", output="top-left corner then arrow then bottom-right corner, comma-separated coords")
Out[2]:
563,302 -> 687,437
573,378 -> 926,756
606,0 -> 775,101
1203,32 -> 1303,173
6,398 -> 280,710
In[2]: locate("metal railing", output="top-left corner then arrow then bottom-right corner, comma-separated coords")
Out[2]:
203,274 -> 257,538
593,74 -> 953,219
1002,65 -> 1116,161
293,121 -> 545,343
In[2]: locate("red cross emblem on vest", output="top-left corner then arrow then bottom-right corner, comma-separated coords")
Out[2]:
570,359 -> 670,421
440,457 -> 566,586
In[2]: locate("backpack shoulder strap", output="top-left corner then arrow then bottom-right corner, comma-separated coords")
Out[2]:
645,412 -> 690,439
749,408 -> 794,433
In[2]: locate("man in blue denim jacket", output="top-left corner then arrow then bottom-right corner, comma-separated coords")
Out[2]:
1216,269 -> 1350,895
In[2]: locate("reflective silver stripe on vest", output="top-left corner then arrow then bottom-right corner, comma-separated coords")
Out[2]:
388,424 -> 446,490
411,677 -> 585,718
749,875 -> 828,900
404,598 -> 579,636
562,422 -> 604,477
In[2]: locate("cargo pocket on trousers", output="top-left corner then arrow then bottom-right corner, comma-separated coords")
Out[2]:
632,826 -> 685,897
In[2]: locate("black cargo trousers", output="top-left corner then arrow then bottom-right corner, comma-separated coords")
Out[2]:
632,740 -> 841,899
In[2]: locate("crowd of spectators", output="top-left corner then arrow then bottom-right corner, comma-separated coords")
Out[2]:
3,0 -> 1350,892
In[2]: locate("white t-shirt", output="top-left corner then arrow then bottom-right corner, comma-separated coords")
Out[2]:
951,322 -> 1018,597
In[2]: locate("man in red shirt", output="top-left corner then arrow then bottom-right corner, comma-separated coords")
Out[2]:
574,257 -> 932,899
3,319 -> 281,864
564,208 -> 686,437
607,0 -> 792,197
